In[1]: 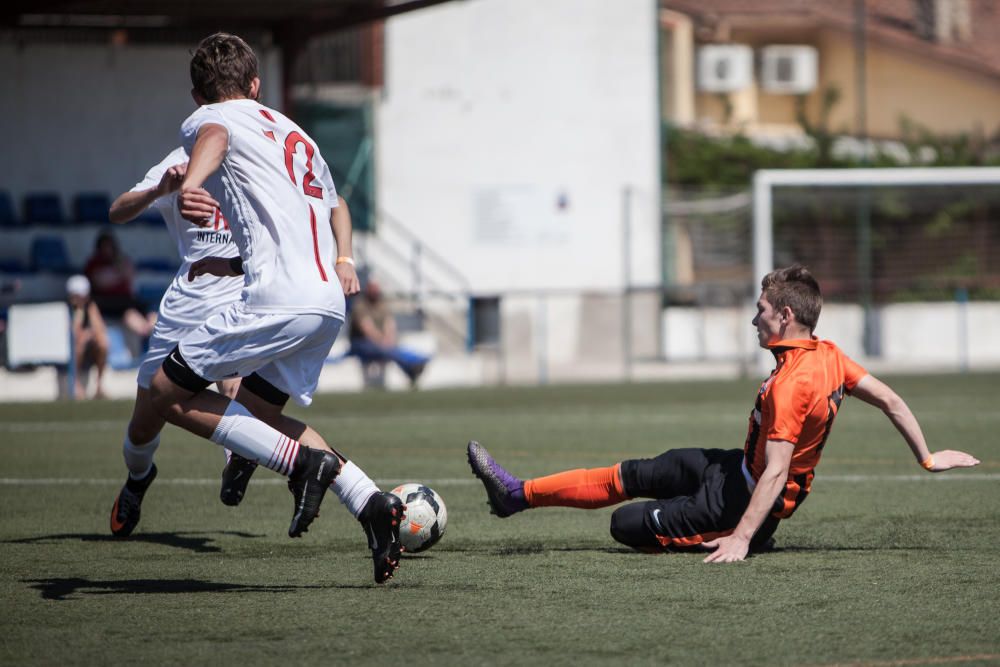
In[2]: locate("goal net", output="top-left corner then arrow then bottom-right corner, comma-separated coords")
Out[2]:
663,168 -> 1000,371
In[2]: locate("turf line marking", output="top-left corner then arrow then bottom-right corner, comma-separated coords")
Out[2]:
1,473 -> 998,487
0,410 -> 747,432
0,477 -> 480,487
820,473 -> 1000,482
4,405 -> 998,434
0,420 -> 124,432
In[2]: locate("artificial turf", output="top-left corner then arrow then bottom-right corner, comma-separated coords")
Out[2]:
1,374 -> 998,666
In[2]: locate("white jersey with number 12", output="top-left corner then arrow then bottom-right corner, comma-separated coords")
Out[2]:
180,99 -> 344,321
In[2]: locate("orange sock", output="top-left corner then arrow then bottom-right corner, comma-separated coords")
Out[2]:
523,463 -> 629,509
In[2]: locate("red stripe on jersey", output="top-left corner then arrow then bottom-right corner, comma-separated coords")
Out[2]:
259,109 -> 276,123
262,130 -> 276,142
309,204 -> 329,282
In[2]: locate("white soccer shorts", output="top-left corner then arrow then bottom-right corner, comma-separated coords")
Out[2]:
137,319 -> 192,390
176,303 -> 343,406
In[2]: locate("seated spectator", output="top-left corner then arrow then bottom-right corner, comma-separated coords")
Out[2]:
66,274 -> 110,399
349,279 -> 430,388
83,231 -> 156,338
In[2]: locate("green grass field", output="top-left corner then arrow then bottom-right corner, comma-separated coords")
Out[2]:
1,374 -> 998,666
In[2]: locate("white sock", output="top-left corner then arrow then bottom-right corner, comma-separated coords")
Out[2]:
331,461 -> 379,518
123,434 -> 160,480
210,400 -> 301,476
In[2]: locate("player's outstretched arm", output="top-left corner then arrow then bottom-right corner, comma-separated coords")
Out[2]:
704,439 -> 794,563
851,375 -> 980,472
179,124 -> 227,225
331,196 -> 360,296
109,162 -> 188,224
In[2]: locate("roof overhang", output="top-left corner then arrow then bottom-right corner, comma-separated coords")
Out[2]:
2,0 -> 456,43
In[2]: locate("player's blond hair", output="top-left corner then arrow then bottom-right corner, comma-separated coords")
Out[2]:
190,32 -> 259,102
761,265 -> 822,331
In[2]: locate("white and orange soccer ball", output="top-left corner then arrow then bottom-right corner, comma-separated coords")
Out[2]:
389,483 -> 447,553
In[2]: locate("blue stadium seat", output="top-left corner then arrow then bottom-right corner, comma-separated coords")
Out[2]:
0,191 -> 21,227
73,192 -> 111,224
24,193 -> 65,225
0,257 -> 27,273
30,236 -> 73,273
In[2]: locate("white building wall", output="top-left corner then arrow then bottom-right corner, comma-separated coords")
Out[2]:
376,0 -> 661,293
0,42 -> 282,211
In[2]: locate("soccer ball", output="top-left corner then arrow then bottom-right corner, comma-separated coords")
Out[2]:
389,483 -> 447,553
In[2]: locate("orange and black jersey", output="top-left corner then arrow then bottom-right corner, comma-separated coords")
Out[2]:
743,338 -> 868,519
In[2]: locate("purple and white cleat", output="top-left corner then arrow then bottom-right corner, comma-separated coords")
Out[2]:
466,440 -> 528,518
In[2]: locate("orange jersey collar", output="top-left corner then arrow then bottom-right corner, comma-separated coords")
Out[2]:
767,337 -> 819,358
767,337 -> 818,351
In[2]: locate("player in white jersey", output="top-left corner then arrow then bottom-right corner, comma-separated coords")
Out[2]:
135,33 -> 404,583
107,147 -> 247,537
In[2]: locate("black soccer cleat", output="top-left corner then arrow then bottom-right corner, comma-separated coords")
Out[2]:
110,464 -> 158,538
287,478 -> 304,516
287,448 -> 342,538
220,453 -> 258,506
360,492 -> 405,584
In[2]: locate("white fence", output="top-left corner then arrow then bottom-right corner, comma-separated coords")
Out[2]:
663,301 -> 1000,371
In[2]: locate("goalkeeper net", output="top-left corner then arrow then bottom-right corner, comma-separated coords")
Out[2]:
754,168 -> 1000,304
664,167 -> 1000,369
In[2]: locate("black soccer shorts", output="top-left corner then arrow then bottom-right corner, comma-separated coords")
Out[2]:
609,448 -> 778,551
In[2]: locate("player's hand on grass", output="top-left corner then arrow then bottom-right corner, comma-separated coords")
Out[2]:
188,256 -> 240,281
702,534 -> 749,563
158,162 -> 188,196
179,186 -> 220,226
925,450 -> 981,472
335,263 -> 360,296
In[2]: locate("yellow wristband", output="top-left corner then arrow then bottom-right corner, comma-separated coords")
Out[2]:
336,256 -> 355,266
920,455 -> 935,471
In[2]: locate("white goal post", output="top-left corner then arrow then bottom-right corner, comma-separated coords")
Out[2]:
752,166 -> 1000,284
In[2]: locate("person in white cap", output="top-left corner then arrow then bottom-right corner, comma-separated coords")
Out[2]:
66,274 -> 109,399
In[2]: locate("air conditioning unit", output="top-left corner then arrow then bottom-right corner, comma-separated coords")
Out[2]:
760,45 -> 818,94
697,45 -> 753,92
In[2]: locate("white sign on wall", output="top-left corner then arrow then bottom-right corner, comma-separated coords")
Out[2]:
473,186 -> 570,246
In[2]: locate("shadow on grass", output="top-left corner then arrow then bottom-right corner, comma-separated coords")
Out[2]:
5,530 -> 264,554
24,577 -> 326,601
442,542 -> 632,556
440,542 -> 936,557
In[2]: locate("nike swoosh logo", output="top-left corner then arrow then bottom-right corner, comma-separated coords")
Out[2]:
651,509 -> 664,532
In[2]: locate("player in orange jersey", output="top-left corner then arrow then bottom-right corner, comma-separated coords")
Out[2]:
468,265 -> 980,563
